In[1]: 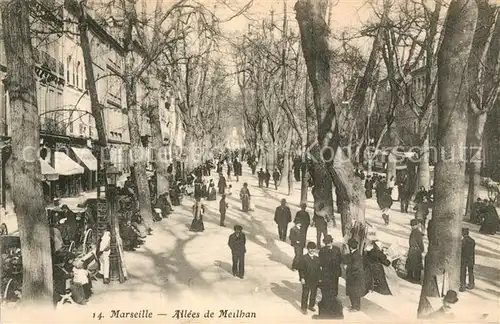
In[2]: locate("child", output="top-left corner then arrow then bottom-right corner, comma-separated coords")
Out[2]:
226,184 -> 233,195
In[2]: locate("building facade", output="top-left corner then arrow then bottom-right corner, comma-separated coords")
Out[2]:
0,0 -> 184,208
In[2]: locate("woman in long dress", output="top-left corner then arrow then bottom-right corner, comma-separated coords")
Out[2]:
364,241 -> 392,295
240,182 -> 251,212
190,198 -> 205,232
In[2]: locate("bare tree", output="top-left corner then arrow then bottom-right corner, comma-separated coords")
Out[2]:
465,0 -> 500,220
418,0 -> 477,316
295,0 -> 367,240
1,0 -> 53,306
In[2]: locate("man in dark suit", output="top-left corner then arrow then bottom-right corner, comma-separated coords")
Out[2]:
274,199 -> 292,241
318,235 -> 342,297
342,238 -> 365,312
460,228 -> 475,291
228,225 -> 246,279
289,222 -> 304,270
298,242 -> 321,314
294,203 -> 311,244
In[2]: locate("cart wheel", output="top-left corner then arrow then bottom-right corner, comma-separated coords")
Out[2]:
68,241 -> 75,253
2,278 -> 20,302
0,223 -> 8,235
82,229 -> 93,255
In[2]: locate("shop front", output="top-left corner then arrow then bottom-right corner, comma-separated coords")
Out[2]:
70,146 -> 98,192
53,151 -> 84,197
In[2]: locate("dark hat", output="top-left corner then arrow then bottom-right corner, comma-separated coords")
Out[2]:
281,199 -> 287,204
234,225 -> 243,231
347,238 -> 358,249
443,290 -> 458,304
410,219 -> 419,226
318,203 -> 325,209
462,228 -> 469,235
306,241 -> 317,249
300,202 -> 307,208
323,235 -> 333,244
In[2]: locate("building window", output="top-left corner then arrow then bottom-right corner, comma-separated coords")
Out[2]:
66,56 -> 72,83
76,61 -> 81,88
72,60 -> 75,85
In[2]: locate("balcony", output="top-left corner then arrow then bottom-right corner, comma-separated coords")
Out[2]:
41,117 -> 67,136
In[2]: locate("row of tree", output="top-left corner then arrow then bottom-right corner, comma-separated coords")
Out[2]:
1,0 -> 243,307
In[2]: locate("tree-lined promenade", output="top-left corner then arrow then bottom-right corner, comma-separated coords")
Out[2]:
0,0 -> 499,321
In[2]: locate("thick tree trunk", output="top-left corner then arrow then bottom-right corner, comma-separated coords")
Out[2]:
296,0 -> 366,242
417,132 -> 431,190
1,0 -> 53,306
183,130 -> 197,174
386,127 -> 398,182
124,67 -> 154,230
287,150 -> 294,196
300,151 -> 308,203
279,129 -> 293,189
150,103 -> 170,196
76,0 -> 107,146
310,156 -> 334,216
465,112 -> 487,219
417,0 -> 477,316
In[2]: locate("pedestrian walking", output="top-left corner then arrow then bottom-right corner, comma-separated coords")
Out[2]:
272,169 -> 280,189
318,235 -> 342,297
189,198 -> 205,232
257,168 -> 265,188
265,169 -> 271,188
289,222 -> 304,270
227,162 -> 232,182
313,203 -> 329,248
406,219 -> 424,283
274,199 -> 292,241
219,194 -> 228,227
239,182 -> 251,212
294,203 -> 311,244
342,238 -> 366,312
460,228 -> 475,291
364,176 -> 373,199
218,174 -> 227,195
297,242 -> 321,314
228,225 -> 246,279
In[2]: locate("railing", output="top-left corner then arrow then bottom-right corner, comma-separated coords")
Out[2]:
41,117 -> 66,136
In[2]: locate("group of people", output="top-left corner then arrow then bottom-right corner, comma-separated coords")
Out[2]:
472,198 -> 500,234
257,168 -> 281,190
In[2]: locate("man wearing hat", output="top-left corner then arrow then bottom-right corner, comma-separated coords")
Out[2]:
297,242 -> 321,314
294,203 -> 311,244
342,238 -> 365,312
274,199 -> 292,241
406,219 -> 424,283
319,235 -> 342,297
426,290 -> 458,319
228,225 -> 246,279
460,228 -> 475,291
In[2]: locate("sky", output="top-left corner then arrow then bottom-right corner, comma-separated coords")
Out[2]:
217,0 -> 374,33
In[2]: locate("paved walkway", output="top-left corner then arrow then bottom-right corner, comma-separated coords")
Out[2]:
2,167 -> 499,323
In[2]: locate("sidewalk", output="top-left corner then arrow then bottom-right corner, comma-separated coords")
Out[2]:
2,167 -> 499,323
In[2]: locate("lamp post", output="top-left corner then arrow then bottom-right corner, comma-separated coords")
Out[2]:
106,165 -> 125,283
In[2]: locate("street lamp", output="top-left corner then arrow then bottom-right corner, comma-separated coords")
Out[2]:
105,165 -> 125,283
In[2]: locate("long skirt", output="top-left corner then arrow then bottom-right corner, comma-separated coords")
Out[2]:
189,217 -> 205,232
241,195 -> 249,212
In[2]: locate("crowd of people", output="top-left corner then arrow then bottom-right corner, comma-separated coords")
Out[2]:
121,148 -> 497,319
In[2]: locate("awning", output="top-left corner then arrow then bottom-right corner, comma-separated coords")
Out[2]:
71,147 -> 97,171
40,158 -> 59,181
54,152 -> 84,176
